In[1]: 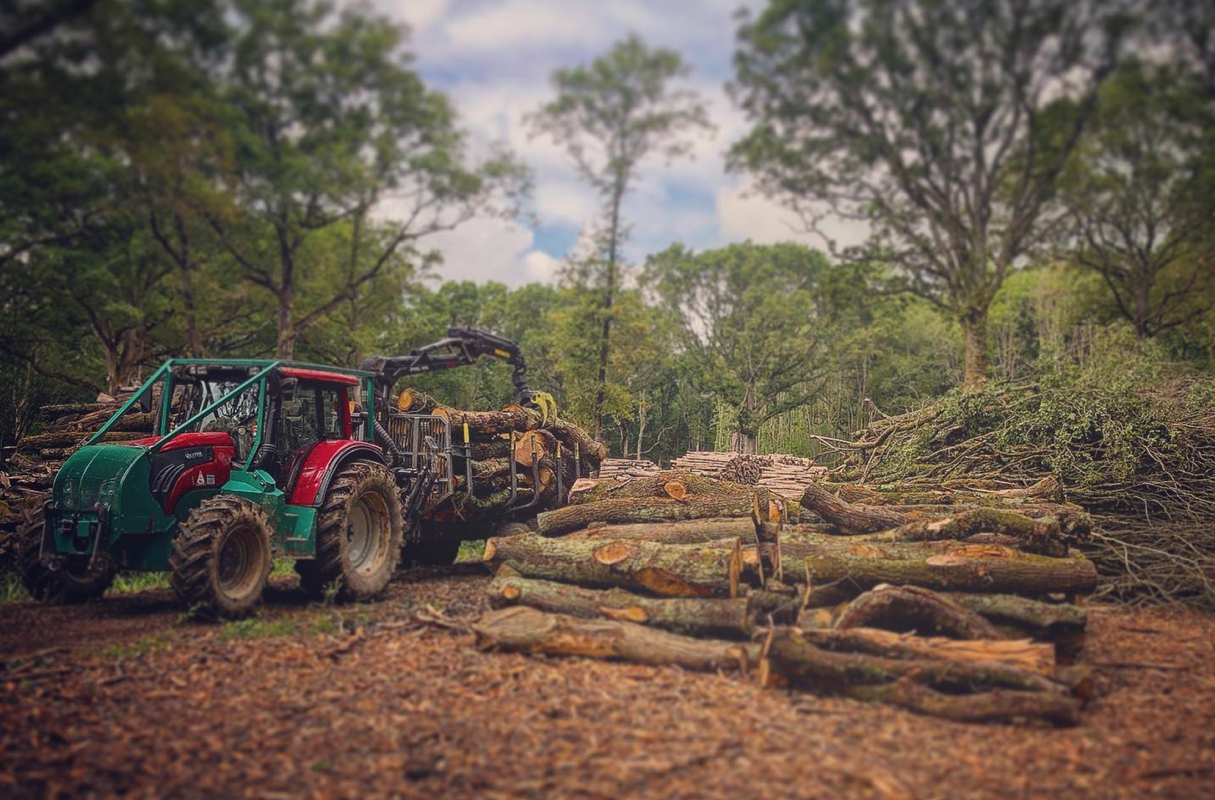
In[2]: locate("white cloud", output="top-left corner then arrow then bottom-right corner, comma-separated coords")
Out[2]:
522,249 -> 562,282
419,217 -> 539,285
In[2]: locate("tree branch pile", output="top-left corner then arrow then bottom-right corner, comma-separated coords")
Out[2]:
471,472 -> 1097,725
828,379 -> 1215,608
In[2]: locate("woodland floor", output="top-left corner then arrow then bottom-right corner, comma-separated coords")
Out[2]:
2,565 -> 1214,800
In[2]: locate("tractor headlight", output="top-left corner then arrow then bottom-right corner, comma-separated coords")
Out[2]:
98,479 -> 118,510
60,479 -> 76,508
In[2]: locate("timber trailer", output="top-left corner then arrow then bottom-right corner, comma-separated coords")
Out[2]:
15,328 -> 562,617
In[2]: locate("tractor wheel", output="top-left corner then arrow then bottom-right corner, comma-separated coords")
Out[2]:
297,461 -> 402,602
15,515 -> 116,604
169,496 -> 274,619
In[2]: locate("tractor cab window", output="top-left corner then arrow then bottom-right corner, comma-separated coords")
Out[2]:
170,376 -> 261,464
270,382 -> 348,486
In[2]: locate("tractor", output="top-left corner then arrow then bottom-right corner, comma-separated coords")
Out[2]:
15,328 -> 553,617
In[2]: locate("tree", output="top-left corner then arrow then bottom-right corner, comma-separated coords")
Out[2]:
731,0 -> 1124,386
1062,66 -> 1215,339
205,0 -> 527,359
530,35 -> 711,440
643,243 -> 831,454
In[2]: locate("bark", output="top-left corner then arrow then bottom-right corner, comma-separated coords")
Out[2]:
568,472 -> 779,506
489,575 -> 777,639
869,508 -> 1079,552
434,407 -> 540,437
946,593 -> 1087,641
961,306 -> 990,388
796,627 -> 1056,675
536,497 -> 768,537
473,607 -> 759,672
800,482 -> 912,533
792,546 -> 1098,597
561,517 -> 763,545
483,534 -> 746,597
763,627 -> 1068,697
18,429 -> 149,449
547,416 -> 609,466
850,680 -> 1080,726
819,584 -> 1002,640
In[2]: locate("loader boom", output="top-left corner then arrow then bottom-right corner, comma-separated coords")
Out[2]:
359,327 -> 537,409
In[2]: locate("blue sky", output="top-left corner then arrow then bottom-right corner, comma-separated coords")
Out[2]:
363,0 -> 841,286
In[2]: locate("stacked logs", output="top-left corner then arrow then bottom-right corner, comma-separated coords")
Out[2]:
596,459 -> 662,479
471,471 -> 1099,725
670,450 -> 827,499
1,398 -> 153,570
398,390 -> 607,528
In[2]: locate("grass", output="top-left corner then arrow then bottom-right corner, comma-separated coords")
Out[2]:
457,539 -> 486,561
0,558 -> 301,604
218,611 -> 339,640
100,631 -> 174,659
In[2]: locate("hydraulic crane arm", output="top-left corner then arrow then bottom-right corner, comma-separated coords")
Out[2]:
359,327 -> 538,409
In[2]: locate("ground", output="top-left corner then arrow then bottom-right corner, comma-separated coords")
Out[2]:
2,566 -> 1214,800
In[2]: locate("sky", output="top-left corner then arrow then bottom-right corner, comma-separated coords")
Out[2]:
362,0 -> 831,286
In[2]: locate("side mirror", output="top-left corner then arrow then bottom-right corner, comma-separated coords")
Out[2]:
279,377 -> 298,402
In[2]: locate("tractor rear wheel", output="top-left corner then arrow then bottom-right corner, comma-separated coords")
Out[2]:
16,515 -> 116,604
297,461 -> 402,602
169,496 -> 274,619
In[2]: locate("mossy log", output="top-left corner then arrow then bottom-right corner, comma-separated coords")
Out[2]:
567,471 -> 775,506
800,482 -> 912,533
484,534 -> 747,597
763,627 -> 1070,697
536,496 -> 768,537
547,416 -> 608,466
946,593 -> 1087,640
869,508 -> 1081,551
848,680 -> 1080,725
793,545 -> 1098,597
795,627 -> 1056,674
488,575 -> 790,638
472,606 -> 758,672
802,584 -> 1001,640
434,406 -> 540,436
561,517 -> 764,545
829,477 -> 1062,507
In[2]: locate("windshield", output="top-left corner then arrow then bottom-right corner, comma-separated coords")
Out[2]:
168,372 -> 262,462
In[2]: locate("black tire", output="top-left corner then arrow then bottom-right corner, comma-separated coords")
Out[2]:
297,461 -> 402,602
169,496 -> 274,619
16,515 -> 116,604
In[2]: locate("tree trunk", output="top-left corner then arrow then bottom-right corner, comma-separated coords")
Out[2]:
561,517 -> 763,545
945,593 -> 1087,641
488,575 -> 780,639
800,482 -> 912,532
536,496 -> 769,537
472,606 -> 758,672
849,680 -> 1080,725
763,627 -> 1070,697
791,545 -> 1098,597
434,407 -> 540,437
276,284 -> 296,360
483,534 -> 746,597
795,627 -> 1056,675
961,306 -> 990,388
806,584 -> 1002,640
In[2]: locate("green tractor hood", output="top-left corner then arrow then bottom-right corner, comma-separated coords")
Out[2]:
53,443 -> 148,513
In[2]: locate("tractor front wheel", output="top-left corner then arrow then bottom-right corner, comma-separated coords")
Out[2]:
16,515 -> 116,604
169,496 -> 274,619
297,461 -> 402,602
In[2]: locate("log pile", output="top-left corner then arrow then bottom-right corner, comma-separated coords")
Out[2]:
670,450 -> 827,499
596,458 -> 662,479
470,471 -> 1099,725
1,397 -> 152,569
